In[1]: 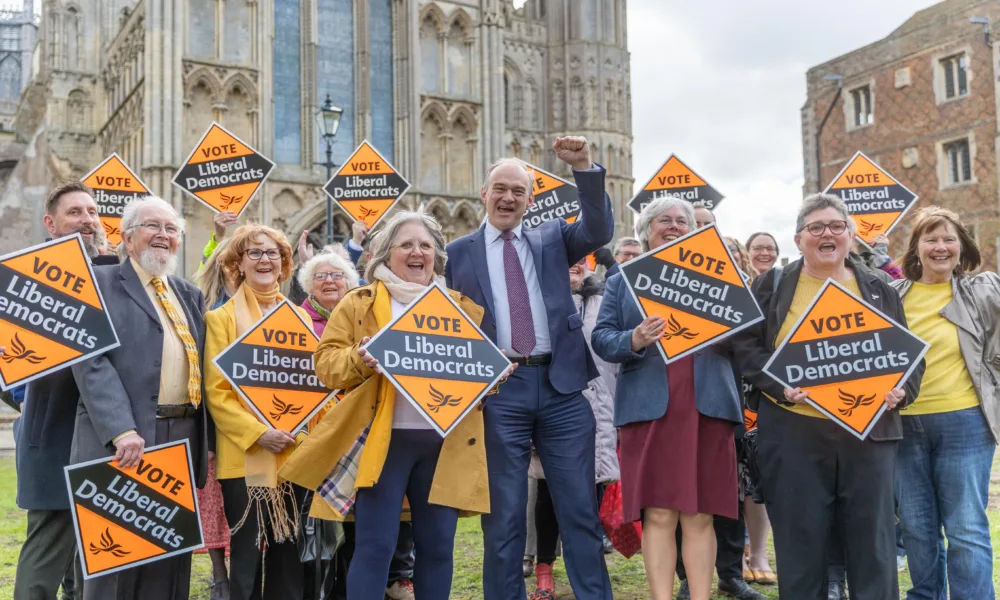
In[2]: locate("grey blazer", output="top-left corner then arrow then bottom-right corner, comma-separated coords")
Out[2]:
70,259 -> 208,487
591,273 -> 743,427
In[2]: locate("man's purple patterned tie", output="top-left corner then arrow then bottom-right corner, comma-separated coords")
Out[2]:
502,230 -> 536,356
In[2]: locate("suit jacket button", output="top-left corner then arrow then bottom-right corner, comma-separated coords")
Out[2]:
153,360 -> 161,367
157,326 -> 163,333
468,438 -> 476,446
151,394 -> 158,401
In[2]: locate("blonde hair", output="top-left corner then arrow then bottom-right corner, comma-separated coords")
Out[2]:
220,223 -> 294,287
196,237 -> 233,309
723,236 -> 759,283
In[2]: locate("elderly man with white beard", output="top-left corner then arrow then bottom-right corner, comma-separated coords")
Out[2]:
70,196 -> 209,600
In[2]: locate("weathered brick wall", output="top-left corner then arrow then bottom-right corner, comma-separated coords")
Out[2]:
803,0 -> 1000,270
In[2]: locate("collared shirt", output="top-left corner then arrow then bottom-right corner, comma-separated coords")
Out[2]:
484,221 -> 551,355
130,258 -> 191,406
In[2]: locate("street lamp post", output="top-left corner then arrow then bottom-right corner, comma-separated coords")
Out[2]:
316,93 -> 344,245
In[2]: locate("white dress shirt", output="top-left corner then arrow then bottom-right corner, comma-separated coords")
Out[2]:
484,221 -> 552,355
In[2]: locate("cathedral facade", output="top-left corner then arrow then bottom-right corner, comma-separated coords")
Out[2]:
0,0 -> 633,277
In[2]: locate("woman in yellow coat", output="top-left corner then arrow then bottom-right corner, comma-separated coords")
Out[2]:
280,211 -> 495,600
204,223 -> 313,600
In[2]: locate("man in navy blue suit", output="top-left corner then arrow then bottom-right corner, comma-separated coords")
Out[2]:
445,137 -> 614,600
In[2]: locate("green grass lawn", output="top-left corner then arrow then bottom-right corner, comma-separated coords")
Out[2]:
1,455 -> 999,599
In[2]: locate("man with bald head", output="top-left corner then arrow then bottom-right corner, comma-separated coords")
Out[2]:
446,138 -> 614,600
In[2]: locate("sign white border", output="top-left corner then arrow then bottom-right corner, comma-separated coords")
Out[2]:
0,234 -> 121,391
324,139 -> 412,231
618,224 -> 764,365
171,120 -> 276,218
361,281 -> 511,438
211,299 -> 338,435
64,439 -> 205,580
761,277 -> 929,440
823,150 -> 920,250
627,154 -> 725,214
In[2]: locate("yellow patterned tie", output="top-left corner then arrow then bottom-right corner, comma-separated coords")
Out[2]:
151,277 -> 202,407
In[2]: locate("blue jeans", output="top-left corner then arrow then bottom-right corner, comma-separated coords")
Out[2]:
348,429 -> 458,600
895,407 -> 996,600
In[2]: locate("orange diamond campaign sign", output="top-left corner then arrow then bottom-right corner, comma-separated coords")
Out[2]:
763,280 -> 928,439
173,122 -> 275,217
824,151 -> 919,248
520,161 -> 582,228
212,301 -> 337,434
362,283 -> 510,437
64,440 -> 203,579
629,155 -> 724,214
81,153 -> 151,245
324,141 -> 411,229
0,235 -> 120,391
619,225 -> 763,364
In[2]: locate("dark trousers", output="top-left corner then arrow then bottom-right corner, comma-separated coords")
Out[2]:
220,477 -> 307,600
675,510 -> 746,581
481,364 -> 611,600
81,416 -> 197,600
535,480 -> 605,565
14,509 -> 79,600
348,429 -> 457,600
756,399 -> 898,600
326,521 -> 415,599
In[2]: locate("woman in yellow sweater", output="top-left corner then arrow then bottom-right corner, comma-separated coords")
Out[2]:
892,207 -> 1000,599
204,223 -> 309,600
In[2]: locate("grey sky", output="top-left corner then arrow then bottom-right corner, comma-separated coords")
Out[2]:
626,0 -> 938,260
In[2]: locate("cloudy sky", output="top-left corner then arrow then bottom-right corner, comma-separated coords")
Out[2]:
625,0 -> 938,260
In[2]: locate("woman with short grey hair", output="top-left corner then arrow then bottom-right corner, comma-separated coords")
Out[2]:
733,192 -> 923,599
633,197 -> 696,249
297,249 -> 361,337
593,196 -> 743,600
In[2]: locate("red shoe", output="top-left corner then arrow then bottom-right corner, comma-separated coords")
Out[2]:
529,563 -> 556,600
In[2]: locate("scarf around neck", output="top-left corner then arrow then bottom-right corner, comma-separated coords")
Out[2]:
372,264 -> 439,304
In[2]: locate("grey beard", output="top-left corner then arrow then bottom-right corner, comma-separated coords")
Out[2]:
137,249 -> 177,277
80,236 -> 100,257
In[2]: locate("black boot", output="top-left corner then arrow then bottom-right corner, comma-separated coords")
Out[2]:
717,577 -> 766,600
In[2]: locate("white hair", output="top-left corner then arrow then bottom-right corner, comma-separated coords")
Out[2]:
121,196 -> 186,236
634,197 -> 695,249
297,249 -> 361,296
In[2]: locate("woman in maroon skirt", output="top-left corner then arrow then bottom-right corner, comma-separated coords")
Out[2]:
592,197 -> 744,600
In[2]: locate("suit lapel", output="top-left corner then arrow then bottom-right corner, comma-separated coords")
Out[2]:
523,226 -> 544,283
119,259 -> 160,324
943,279 -> 979,337
469,228 -> 496,319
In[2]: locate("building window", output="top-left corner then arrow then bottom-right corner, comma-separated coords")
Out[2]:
0,27 -> 17,51
944,138 -> 971,184
851,86 -> 872,127
941,54 -> 968,99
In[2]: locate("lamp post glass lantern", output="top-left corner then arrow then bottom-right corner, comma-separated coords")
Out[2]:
317,94 -> 344,244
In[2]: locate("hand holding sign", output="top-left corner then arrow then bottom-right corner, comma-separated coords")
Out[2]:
631,316 -> 666,351
884,387 -> 905,410
553,136 -> 592,171
114,433 -> 146,469
213,211 -> 238,240
257,429 -> 295,453
357,336 -> 379,369
783,387 -> 809,405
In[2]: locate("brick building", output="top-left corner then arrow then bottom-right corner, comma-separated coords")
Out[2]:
802,0 -> 1000,270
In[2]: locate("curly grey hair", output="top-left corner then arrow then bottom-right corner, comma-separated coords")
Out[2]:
364,211 -> 447,282
796,193 -> 857,234
297,249 -> 361,296
634,197 -> 695,250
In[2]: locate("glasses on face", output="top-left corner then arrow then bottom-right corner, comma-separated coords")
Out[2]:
654,216 -> 689,228
726,245 -> 740,254
245,248 -> 282,261
313,271 -> 346,282
616,250 -> 641,260
750,245 -> 777,254
392,240 -> 435,254
799,220 -> 848,237
131,222 -> 182,237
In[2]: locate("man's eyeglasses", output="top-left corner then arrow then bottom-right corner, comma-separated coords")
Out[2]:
130,222 -> 182,237
799,220 -> 848,237
245,248 -> 282,261
313,271 -> 346,282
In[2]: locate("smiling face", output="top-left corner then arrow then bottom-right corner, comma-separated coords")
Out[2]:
311,264 -> 348,310
917,222 -> 961,283
647,205 -> 692,249
45,191 -> 101,254
240,233 -> 282,292
748,234 -> 778,273
388,221 -> 436,286
125,203 -> 181,276
569,260 -> 587,291
795,207 -> 853,271
482,161 -> 534,231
